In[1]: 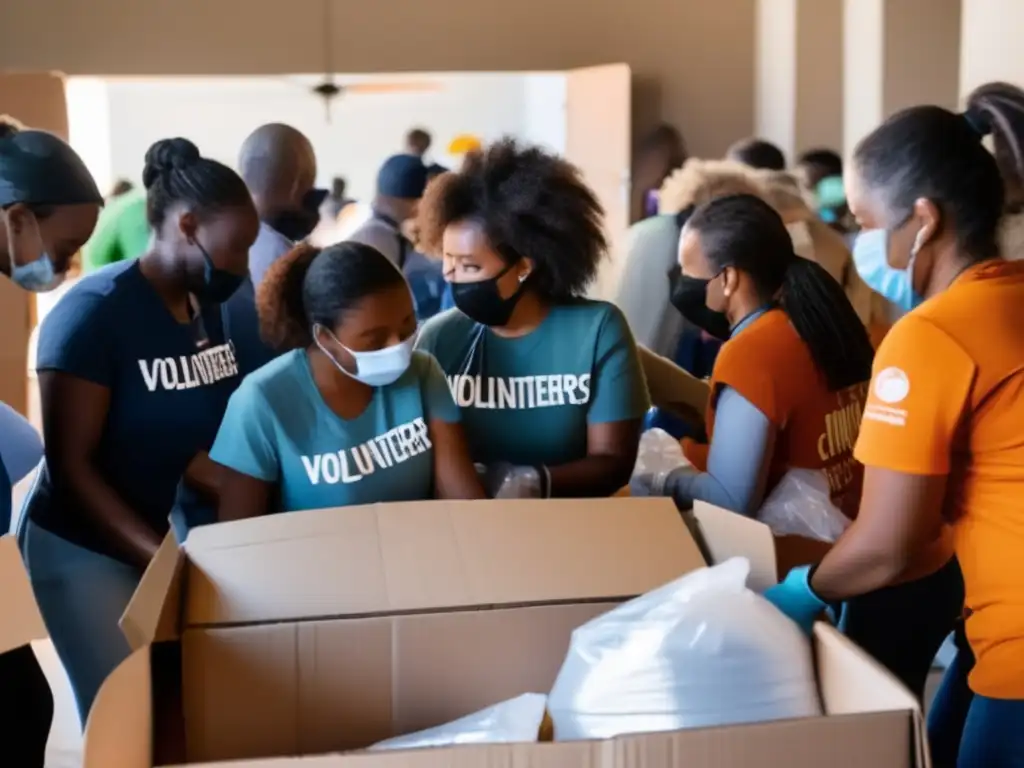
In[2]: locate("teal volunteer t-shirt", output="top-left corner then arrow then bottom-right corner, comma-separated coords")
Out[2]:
416,299 -> 650,466
209,349 -> 460,512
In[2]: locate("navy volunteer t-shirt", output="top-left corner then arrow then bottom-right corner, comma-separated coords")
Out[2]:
27,261 -> 243,559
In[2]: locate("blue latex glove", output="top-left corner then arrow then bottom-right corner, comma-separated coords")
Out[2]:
763,566 -> 827,634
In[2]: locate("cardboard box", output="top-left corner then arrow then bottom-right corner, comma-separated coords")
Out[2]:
83,499 -> 928,768
0,534 -> 49,655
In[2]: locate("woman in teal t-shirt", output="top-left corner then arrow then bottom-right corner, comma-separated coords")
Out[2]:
210,242 -> 485,517
415,139 -> 650,498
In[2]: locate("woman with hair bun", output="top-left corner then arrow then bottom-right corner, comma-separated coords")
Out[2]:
415,139 -> 649,499
21,137 -> 257,722
208,241 -> 484,517
766,82 -> 1024,767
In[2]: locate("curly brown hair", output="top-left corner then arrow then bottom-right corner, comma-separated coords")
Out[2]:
256,243 -> 320,351
416,137 -> 607,301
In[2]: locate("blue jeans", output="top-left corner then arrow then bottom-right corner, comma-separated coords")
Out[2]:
19,520 -> 140,726
958,695 -> 1024,767
929,621 -> 974,767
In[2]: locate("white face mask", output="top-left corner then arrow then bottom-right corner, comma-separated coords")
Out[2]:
313,324 -> 415,388
3,208 -> 65,292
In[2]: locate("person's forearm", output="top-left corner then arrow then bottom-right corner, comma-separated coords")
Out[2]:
809,520 -> 908,600
63,462 -> 162,568
668,469 -> 748,514
184,451 -> 224,500
548,455 -> 634,498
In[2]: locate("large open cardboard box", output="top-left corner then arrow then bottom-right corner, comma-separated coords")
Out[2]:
83,498 -> 928,768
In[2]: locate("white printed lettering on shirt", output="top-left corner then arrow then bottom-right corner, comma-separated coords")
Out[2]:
300,417 -> 433,485
137,342 -> 240,393
446,373 -> 591,410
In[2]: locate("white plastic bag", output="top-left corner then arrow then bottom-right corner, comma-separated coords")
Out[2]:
757,469 -> 851,543
632,428 -> 691,480
369,693 -> 547,751
547,558 -> 821,740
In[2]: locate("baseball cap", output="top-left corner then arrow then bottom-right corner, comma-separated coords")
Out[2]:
377,154 -> 429,199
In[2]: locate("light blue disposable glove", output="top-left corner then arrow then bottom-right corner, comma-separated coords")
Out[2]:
763,566 -> 827,635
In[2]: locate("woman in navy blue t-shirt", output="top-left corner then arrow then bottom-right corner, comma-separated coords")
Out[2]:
1,116 -> 103,767
21,137 -> 259,723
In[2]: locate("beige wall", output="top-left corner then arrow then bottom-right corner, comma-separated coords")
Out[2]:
0,0 -> 756,159
756,0 -> 843,160
843,0 -> 961,157
960,0 -> 1024,98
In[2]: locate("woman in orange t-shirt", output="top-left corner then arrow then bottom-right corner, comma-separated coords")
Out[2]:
632,193 -> 962,702
766,82 -> 1024,768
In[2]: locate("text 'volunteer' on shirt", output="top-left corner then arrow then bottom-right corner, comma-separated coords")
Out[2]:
210,241 -> 485,517
414,139 -> 650,500
22,137 -> 258,723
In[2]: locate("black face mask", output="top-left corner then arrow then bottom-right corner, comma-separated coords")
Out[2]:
451,262 -> 528,327
267,188 -> 326,242
193,241 -> 246,304
669,268 -> 732,341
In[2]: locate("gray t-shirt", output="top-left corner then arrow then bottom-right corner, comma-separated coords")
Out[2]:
613,215 -> 685,358
346,216 -> 406,266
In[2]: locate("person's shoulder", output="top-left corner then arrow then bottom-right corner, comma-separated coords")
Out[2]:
241,348 -> 307,394
418,307 -> 474,345
553,297 -> 630,332
717,309 -> 797,367
40,261 -> 139,330
405,349 -> 445,383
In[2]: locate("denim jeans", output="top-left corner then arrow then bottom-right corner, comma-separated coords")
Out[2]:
958,694 -> 1024,767
929,620 -> 975,768
20,520 -> 141,725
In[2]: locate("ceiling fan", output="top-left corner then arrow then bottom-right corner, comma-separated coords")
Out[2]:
303,0 -> 444,123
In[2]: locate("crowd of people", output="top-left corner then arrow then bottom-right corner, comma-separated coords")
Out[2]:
0,80 -> 1023,767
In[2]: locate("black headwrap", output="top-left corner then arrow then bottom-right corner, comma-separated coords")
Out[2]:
0,128 -> 103,207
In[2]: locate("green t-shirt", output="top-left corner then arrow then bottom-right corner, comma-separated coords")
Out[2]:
81,189 -> 150,273
416,300 -> 649,466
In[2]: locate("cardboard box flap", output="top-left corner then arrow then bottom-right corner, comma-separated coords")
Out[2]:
120,532 -> 185,649
83,647 -> 153,768
815,624 -> 929,768
688,502 -> 778,591
0,534 -> 47,653
182,498 -> 705,627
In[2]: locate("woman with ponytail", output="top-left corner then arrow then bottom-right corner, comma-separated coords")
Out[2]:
632,192 -> 874,519
208,241 -> 484,519
633,193 -> 962,701
764,84 -> 1024,768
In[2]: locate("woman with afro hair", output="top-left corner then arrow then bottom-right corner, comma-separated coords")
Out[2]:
415,139 -> 649,499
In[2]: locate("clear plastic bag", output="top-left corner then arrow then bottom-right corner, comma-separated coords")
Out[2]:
757,469 -> 851,543
547,558 -> 821,740
369,693 -> 548,751
633,428 -> 691,478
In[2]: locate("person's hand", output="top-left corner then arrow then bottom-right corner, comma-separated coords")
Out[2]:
629,467 -> 688,498
763,566 -> 828,634
479,462 -> 549,499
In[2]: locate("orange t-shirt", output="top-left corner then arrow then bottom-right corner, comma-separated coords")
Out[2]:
855,260 -> 1024,699
684,308 -> 868,516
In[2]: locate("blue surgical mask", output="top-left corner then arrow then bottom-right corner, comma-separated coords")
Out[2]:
313,324 -> 415,388
11,252 -> 63,292
851,228 -> 923,312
